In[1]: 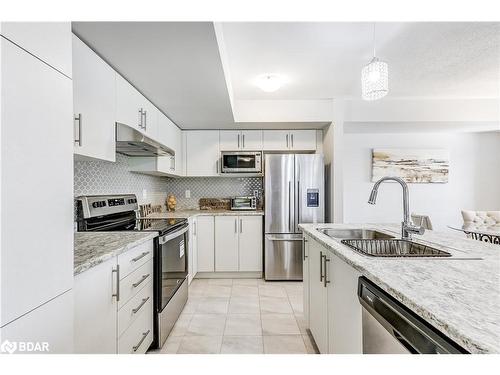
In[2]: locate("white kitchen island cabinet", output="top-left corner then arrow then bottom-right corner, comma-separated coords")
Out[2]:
72,34 -> 116,162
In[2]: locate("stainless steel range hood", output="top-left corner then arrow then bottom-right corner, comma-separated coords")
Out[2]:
115,123 -> 174,157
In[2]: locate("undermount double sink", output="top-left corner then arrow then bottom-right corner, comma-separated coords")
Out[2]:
318,228 -> 452,258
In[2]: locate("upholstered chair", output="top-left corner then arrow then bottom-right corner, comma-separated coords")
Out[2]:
461,210 -> 500,231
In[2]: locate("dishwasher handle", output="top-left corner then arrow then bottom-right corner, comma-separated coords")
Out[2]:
358,277 -> 468,354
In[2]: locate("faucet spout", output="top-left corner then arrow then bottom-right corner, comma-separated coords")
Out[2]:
368,176 -> 424,240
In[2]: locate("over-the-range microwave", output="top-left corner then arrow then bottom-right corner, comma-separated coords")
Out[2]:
220,151 -> 263,174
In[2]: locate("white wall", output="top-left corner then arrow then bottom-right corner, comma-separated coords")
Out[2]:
342,131 -> 500,231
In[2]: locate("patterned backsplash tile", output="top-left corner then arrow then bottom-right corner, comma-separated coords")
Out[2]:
74,153 -> 263,211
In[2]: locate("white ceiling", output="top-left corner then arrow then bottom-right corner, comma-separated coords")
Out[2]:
72,22 -> 235,129
220,22 -> 500,100
72,22 -> 499,130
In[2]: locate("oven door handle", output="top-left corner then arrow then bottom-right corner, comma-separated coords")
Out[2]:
159,225 -> 189,244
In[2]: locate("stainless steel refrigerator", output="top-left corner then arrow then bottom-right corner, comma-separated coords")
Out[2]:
264,154 -> 325,280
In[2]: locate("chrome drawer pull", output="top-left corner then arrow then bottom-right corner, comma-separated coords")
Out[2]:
132,297 -> 150,314
132,274 -> 150,288
132,330 -> 150,352
131,252 -> 149,262
112,265 -> 120,301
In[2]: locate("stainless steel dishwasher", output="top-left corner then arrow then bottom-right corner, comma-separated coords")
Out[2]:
357,277 -> 468,354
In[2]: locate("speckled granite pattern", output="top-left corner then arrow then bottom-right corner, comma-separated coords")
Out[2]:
299,223 -> 500,354
146,209 -> 264,219
74,232 -> 157,276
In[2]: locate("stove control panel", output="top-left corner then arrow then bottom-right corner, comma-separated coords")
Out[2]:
76,194 -> 139,219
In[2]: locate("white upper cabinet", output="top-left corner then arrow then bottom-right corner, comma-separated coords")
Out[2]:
1,37 -> 73,326
0,22 -> 72,77
72,35 -> 116,162
219,130 -> 263,151
263,130 -> 316,151
185,131 -> 220,176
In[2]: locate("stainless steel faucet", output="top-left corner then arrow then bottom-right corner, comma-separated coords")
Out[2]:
368,176 -> 425,240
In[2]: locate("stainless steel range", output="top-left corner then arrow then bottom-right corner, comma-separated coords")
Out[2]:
76,194 -> 188,350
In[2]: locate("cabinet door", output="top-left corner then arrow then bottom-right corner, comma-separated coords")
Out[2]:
116,73 -> 144,132
72,35 -> 116,162
0,22 -> 72,77
327,255 -> 362,354
263,130 -> 290,151
185,131 -> 220,176
238,216 -> 263,272
219,130 -> 241,151
173,128 -> 184,176
290,130 -> 316,151
0,290 -> 73,354
74,258 -> 118,354
308,240 -> 328,353
158,113 -> 178,152
303,236 -> 310,326
241,130 -> 263,150
215,216 -> 239,272
1,39 -> 73,326
191,218 -> 198,276
196,216 -> 215,272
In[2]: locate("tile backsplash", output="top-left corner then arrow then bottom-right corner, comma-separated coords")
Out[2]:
74,153 -> 263,211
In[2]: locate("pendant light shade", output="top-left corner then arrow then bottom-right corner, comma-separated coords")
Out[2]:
362,24 -> 389,101
361,57 -> 388,100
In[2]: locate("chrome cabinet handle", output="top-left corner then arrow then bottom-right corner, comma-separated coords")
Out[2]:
132,274 -> 150,288
193,222 -> 197,236
131,251 -> 149,262
323,256 -> 330,288
143,110 -> 147,131
132,296 -> 150,314
240,219 -> 242,233
132,330 -> 150,352
303,237 -> 308,260
112,265 -> 120,301
234,218 -> 237,233
286,134 -> 289,148
74,113 -> 82,146
238,134 -> 240,148
242,134 -> 245,148
319,251 -> 324,282
138,108 -> 143,128
171,156 -> 175,171
291,133 -> 294,148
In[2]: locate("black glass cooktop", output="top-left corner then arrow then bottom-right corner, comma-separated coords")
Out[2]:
135,217 -> 187,234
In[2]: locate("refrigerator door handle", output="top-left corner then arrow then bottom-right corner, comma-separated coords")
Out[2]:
296,180 -> 300,233
288,181 -> 292,231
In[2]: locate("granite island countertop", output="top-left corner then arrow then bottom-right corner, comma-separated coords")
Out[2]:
146,209 -> 264,219
74,231 -> 158,276
299,223 -> 500,354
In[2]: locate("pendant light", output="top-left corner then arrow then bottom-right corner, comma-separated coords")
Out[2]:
361,23 -> 389,101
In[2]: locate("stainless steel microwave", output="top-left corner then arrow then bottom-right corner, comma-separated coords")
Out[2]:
220,151 -> 263,173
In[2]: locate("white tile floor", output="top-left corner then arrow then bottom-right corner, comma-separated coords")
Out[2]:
151,278 -> 319,354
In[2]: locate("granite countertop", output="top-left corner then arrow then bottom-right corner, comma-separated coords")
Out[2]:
146,209 -> 265,219
74,231 -> 158,276
299,223 -> 500,354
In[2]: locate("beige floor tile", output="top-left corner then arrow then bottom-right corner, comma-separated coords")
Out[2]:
205,285 -> 232,297
186,314 -> 227,336
182,296 -> 202,314
208,278 -> 233,286
261,314 -> 301,335
258,285 -> 287,298
232,278 -> 260,286
224,314 -> 262,336
260,296 -> 293,314
288,296 -> 304,315
196,297 -> 229,314
178,336 -> 222,354
302,333 -> 319,354
294,313 -> 309,335
231,285 -> 259,297
263,335 -> 307,354
221,336 -> 264,354
169,313 -> 193,337
160,336 -> 183,354
228,296 -> 260,314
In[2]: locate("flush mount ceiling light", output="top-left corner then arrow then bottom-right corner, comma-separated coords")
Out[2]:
361,23 -> 389,101
255,74 -> 285,92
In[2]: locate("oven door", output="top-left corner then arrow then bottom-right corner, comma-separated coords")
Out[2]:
221,152 -> 262,173
155,224 -> 188,312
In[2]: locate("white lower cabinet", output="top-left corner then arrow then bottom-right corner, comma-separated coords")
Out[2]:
188,217 -> 198,284
305,236 -> 362,354
214,216 -> 263,273
196,216 -> 215,272
74,240 -> 154,354
303,236 -> 310,326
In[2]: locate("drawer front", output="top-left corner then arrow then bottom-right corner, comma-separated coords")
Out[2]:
118,240 -> 153,280
118,259 -> 153,308
118,298 -> 153,354
118,280 -> 153,337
